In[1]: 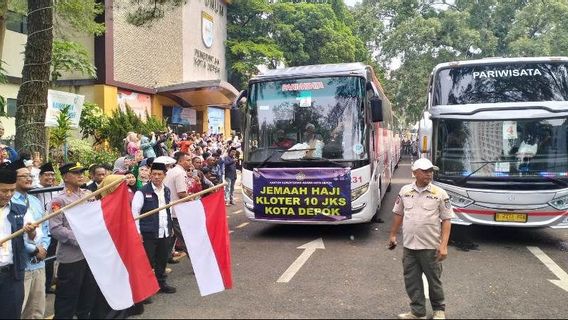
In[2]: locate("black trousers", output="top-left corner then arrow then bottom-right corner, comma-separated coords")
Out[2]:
45,237 -> 57,290
54,259 -> 97,319
0,265 -> 24,319
171,218 -> 187,254
142,235 -> 170,287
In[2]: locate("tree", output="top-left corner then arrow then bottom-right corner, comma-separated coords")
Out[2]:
15,0 -> 53,156
352,0 -> 568,126
14,0 -> 104,158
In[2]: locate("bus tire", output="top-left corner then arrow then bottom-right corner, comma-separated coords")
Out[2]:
372,208 -> 384,223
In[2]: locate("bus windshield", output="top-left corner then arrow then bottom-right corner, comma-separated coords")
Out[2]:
244,76 -> 367,163
433,62 -> 568,105
434,117 -> 568,185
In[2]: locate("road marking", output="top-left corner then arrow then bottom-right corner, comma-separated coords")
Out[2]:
236,222 -> 249,229
229,230 -> 234,234
527,246 -> 568,292
422,273 -> 429,299
277,238 -> 325,283
233,209 -> 243,215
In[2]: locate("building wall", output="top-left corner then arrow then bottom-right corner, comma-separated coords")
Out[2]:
2,30 -> 26,77
184,0 -> 228,82
112,0 -> 184,88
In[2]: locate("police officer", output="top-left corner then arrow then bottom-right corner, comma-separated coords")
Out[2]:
132,162 -> 176,294
49,163 -> 97,319
388,158 -> 454,320
0,168 -> 38,319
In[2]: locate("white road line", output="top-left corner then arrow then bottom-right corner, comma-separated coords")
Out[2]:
229,230 -> 234,234
233,209 -> 243,215
527,246 -> 568,292
422,273 -> 429,299
236,222 -> 249,229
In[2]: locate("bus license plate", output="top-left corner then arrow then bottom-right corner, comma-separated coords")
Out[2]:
495,213 -> 527,223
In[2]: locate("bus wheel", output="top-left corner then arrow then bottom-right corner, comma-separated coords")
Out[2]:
372,209 -> 384,223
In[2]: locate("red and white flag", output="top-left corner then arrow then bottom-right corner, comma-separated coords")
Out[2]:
174,189 -> 233,296
64,183 -> 159,309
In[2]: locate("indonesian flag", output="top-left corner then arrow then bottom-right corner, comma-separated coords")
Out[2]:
64,183 -> 159,309
174,189 -> 233,296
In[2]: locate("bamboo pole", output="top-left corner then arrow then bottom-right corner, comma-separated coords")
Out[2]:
0,176 -> 127,245
134,182 -> 228,221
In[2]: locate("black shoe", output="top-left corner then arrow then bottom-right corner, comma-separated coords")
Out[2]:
159,284 -> 177,294
128,303 -> 145,316
230,200 -> 234,205
168,258 -> 180,264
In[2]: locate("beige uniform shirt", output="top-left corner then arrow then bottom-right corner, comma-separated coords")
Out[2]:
164,164 -> 189,218
392,183 -> 455,250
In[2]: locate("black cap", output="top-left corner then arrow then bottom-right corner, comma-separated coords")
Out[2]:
7,159 -> 26,171
0,168 -> 17,184
150,162 -> 167,172
39,162 -> 55,175
59,162 -> 86,175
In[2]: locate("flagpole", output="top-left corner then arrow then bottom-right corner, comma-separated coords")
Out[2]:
0,176 -> 127,246
135,182 -> 228,221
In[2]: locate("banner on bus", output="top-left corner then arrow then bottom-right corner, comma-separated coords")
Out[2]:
253,167 -> 351,221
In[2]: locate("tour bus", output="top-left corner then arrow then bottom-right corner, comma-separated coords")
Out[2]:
232,63 -> 396,224
419,56 -> 568,228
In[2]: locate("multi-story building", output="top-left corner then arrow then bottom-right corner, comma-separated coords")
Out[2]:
0,0 -> 237,143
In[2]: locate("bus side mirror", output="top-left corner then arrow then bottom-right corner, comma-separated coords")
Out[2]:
370,97 -> 383,122
231,90 -> 248,132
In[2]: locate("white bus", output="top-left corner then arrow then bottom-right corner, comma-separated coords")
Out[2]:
420,57 -> 568,228
232,63 -> 397,224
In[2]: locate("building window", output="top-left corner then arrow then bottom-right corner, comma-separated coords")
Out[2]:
6,10 -> 27,34
6,98 -> 17,118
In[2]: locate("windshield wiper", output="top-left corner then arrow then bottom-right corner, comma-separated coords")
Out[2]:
284,156 -> 345,167
256,147 -> 315,168
456,159 -> 515,186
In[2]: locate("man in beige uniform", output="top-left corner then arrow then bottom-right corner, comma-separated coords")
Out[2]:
388,158 -> 454,320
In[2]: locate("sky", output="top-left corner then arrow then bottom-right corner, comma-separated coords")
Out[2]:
343,0 -> 361,6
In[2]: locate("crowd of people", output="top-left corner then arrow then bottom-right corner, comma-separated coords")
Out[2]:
0,129 -> 243,319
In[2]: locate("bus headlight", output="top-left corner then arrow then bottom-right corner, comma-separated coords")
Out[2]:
448,192 -> 473,208
351,183 -> 369,201
548,195 -> 568,210
243,186 -> 253,199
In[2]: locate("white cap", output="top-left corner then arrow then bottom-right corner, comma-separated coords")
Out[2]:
411,158 -> 439,171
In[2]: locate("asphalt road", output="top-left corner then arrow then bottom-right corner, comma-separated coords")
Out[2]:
46,156 -> 568,319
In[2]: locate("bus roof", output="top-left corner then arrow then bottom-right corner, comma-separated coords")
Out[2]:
250,63 -> 369,82
432,56 -> 568,74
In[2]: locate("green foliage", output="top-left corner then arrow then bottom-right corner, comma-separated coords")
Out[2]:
79,102 -> 108,144
125,0 -> 186,27
67,137 -> 120,167
49,105 -> 72,148
102,105 -> 167,152
226,0 -> 367,90
353,0 -> 568,126
53,0 -> 105,36
52,39 -> 97,82
141,111 -> 168,136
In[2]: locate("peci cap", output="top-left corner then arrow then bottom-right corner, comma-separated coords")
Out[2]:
59,162 -> 86,175
150,162 -> 167,172
7,159 -> 26,171
0,168 -> 17,184
39,162 -> 55,175
411,158 -> 439,171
